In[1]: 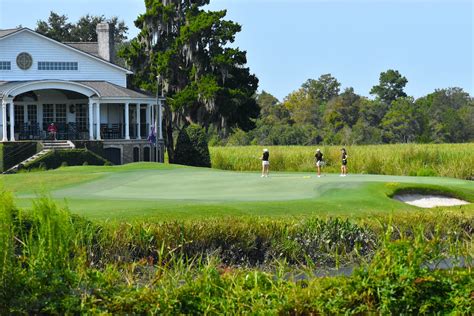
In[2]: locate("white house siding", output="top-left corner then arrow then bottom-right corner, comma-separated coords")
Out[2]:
0,30 -> 127,86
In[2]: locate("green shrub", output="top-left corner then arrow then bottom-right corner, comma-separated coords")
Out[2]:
226,128 -> 251,146
174,124 -> 211,167
416,167 -> 437,177
23,149 -> 109,171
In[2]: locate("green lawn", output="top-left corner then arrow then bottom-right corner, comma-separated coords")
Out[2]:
1,163 -> 473,221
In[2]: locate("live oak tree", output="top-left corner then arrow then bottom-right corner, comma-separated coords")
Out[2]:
119,0 -> 259,162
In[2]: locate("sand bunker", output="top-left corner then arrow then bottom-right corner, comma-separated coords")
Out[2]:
394,194 -> 469,208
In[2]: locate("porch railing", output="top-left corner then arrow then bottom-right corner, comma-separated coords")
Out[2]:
14,123 -> 151,141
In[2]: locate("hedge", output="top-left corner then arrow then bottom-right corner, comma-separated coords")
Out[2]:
22,149 -> 110,170
174,124 -> 211,167
72,141 -> 105,158
0,142 -> 40,172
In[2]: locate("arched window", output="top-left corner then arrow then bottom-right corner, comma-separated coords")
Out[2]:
104,147 -> 121,165
144,147 -> 150,162
133,147 -> 140,162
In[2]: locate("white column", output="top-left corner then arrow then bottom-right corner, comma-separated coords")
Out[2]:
1,100 -> 7,142
95,103 -> 101,140
88,99 -> 94,140
125,102 -> 130,140
9,102 -> 15,141
136,104 -> 141,139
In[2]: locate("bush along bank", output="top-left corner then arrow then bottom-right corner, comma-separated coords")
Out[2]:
0,194 -> 472,314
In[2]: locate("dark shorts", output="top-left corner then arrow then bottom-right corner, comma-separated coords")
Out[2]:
342,160 -> 347,166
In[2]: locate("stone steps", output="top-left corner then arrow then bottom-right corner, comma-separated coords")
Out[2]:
42,140 -> 75,150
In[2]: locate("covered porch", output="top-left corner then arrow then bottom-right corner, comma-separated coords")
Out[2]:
0,80 -> 163,142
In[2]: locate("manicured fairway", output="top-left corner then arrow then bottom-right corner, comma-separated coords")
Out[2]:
2,163 -> 473,221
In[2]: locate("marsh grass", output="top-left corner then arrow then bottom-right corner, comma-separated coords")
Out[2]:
210,143 -> 474,179
0,194 -> 472,314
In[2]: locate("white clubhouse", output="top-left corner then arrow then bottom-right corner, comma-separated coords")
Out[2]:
0,23 -> 164,164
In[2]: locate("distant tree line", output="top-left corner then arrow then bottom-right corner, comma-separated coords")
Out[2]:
35,11 -> 128,43
214,70 -> 473,146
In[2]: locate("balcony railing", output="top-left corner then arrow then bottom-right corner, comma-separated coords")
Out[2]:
13,122 -> 151,141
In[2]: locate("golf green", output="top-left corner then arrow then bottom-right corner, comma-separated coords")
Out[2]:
3,163 -> 473,221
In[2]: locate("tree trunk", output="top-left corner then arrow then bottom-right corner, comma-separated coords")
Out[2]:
163,104 -> 175,163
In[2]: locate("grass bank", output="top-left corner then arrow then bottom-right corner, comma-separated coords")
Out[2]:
1,193 -> 472,314
210,143 -> 474,179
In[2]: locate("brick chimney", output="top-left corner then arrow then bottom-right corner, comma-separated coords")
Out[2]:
96,22 -> 115,63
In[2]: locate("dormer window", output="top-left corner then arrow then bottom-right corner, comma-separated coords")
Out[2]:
38,61 -> 78,71
0,61 -> 11,70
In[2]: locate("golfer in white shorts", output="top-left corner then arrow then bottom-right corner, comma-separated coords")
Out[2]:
261,149 -> 270,177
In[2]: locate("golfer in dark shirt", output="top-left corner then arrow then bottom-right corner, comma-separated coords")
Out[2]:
315,148 -> 324,177
340,148 -> 348,176
261,149 -> 270,177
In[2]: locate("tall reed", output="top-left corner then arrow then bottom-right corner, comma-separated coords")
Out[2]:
0,191 -> 16,309
210,143 -> 474,179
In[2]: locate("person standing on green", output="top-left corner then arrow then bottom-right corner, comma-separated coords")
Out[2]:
340,148 -> 348,176
315,148 -> 324,177
261,148 -> 270,177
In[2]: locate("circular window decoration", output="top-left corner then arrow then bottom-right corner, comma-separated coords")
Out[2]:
16,52 -> 33,70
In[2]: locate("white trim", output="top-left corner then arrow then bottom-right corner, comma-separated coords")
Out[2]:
124,102 -> 130,140
4,80 -> 100,98
0,28 -> 133,74
1,100 -> 8,141
99,97 -> 156,104
9,102 -> 15,141
88,99 -> 94,140
95,103 -> 101,140
136,104 -> 141,140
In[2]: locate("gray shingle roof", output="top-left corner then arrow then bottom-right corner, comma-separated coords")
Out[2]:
64,42 -> 100,57
0,28 -> 21,38
77,81 -> 153,99
0,80 -> 153,99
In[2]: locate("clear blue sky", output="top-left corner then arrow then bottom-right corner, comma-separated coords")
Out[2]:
0,0 -> 472,100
